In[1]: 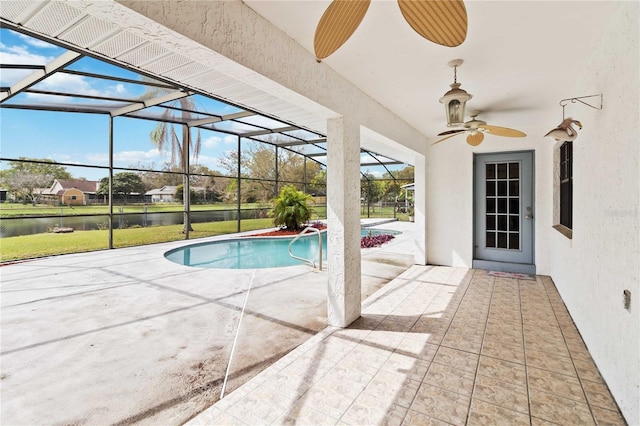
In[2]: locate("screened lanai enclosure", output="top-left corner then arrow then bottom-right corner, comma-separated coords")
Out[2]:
0,26 -> 413,260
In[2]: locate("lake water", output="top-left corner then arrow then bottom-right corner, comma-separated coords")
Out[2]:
0,209 -> 263,238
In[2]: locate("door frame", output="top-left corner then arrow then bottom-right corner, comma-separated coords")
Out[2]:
472,150 -> 536,274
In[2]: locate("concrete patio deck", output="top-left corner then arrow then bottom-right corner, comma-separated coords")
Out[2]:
0,220 -> 416,425
189,267 -> 626,425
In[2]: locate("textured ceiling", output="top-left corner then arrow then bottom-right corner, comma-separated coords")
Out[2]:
1,0 -> 623,153
245,1 -> 620,140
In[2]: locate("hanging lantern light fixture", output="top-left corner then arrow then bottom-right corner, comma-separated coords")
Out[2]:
439,59 -> 473,127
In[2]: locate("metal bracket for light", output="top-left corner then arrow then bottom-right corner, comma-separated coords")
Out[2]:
545,94 -> 603,141
559,94 -> 603,119
439,59 -> 473,127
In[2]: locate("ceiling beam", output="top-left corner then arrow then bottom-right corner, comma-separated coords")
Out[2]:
189,110 -> 256,127
0,50 -> 82,103
110,90 -> 191,117
241,125 -> 298,137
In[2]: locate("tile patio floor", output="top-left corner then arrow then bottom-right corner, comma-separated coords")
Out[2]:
188,266 -> 626,425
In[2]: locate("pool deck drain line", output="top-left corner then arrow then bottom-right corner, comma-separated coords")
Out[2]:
220,269 -> 256,400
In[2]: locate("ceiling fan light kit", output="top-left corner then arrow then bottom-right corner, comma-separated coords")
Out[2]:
544,94 -> 603,142
439,59 -> 472,127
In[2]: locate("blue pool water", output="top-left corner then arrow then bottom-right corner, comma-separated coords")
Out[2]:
165,228 -> 401,269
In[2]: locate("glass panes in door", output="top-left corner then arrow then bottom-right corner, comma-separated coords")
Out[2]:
485,162 -> 520,250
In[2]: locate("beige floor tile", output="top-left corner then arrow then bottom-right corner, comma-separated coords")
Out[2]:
315,371 -> 368,398
225,389 -> 298,425
378,318 -> 419,333
526,348 -> 577,377
528,366 -> 586,403
481,340 -> 526,364
189,268 -> 628,426
591,406 -> 627,425
525,341 -> 571,358
381,352 -> 431,382
347,314 -> 382,330
473,374 -> 530,415
340,392 -> 408,426
523,328 -> 566,344
411,317 -> 449,334
327,363 -> 376,385
573,358 -> 605,384
363,330 -> 406,350
346,344 -> 393,367
332,327 -> 373,342
530,416 -> 561,425
467,399 -> 530,426
363,370 -> 420,408
395,337 -> 439,361
433,346 -> 480,372
529,389 -> 595,425
423,362 -> 475,396
565,337 -> 592,360
441,332 -> 483,353
484,333 -> 524,348
410,384 -> 471,425
259,366 -> 316,397
296,387 -> 356,420
401,410 -> 451,425
582,380 -> 619,411
191,409 -> 248,426
477,355 -> 527,385
277,399 -> 339,426
485,324 -> 524,338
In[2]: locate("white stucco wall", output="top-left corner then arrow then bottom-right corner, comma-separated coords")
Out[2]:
427,4 -> 638,421
426,138 -> 553,272
546,3 -> 639,423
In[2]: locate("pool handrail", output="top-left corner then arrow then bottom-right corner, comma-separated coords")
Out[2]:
288,226 -> 323,270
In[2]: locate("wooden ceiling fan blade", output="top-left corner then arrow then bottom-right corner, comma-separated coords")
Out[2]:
437,129 -> 466,136
314,0 -> 371,60
397,0 -> 467,47
431,132 -> 463,145
481,125 -> 526,137
466,132 -> 484,146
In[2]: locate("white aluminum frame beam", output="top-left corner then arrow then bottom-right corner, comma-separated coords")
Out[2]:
110,90 -> 192,117
0,51 -> 82,102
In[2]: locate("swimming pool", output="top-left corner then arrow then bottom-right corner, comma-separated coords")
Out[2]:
165,228 -> 401,269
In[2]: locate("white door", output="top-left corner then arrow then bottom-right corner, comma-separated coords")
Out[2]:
473,151 -> 535,274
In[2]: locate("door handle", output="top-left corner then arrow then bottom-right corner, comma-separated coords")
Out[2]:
525,206 -> 533,219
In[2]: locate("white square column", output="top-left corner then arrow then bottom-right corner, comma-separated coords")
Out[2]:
326,116 -> 361,327
414,154 -> 427,265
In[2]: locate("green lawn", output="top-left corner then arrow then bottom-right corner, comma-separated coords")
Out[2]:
0,218 -> 274,262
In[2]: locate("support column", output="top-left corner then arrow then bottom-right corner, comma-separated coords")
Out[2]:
414,154 -> 427,265
327,116 -> 361,327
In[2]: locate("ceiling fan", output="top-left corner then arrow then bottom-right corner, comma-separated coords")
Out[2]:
314,0 -> 467,60
432,112 -> 527,146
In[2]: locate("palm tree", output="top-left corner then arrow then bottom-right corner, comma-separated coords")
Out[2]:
141,78 -> 202,233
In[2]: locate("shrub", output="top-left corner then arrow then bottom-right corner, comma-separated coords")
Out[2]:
361,234 -> 395,248
270,185 -> 314,230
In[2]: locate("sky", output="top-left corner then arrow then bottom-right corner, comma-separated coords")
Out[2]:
0,28 -> 401,182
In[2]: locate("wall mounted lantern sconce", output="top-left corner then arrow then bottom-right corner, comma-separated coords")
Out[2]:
544,94 -> 603,141
440,59 -> 473,127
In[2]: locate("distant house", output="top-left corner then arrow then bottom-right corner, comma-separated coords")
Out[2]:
42,179 -> 100,205
0,187 -> 7,202
400,183 -> 414,212
145,186 -> 177,203
145,185 -> 211,203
